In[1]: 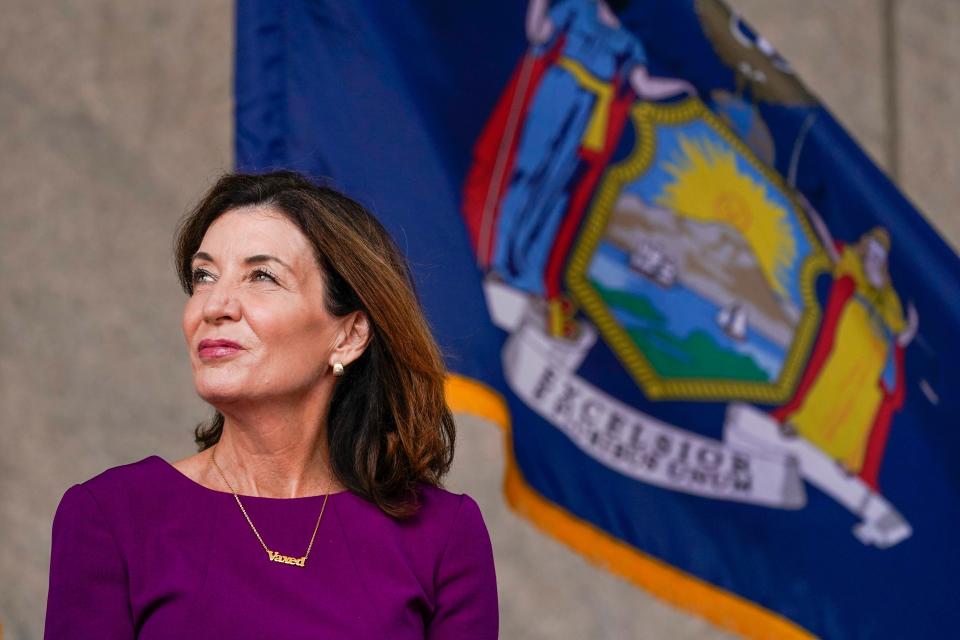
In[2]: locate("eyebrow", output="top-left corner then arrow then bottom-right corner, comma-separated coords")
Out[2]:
191,251 -> 292,271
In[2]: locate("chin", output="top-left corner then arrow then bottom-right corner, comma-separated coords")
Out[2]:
193,376 -> 250,406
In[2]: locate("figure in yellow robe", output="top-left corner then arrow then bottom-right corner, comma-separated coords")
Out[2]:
772,228 -> 915,489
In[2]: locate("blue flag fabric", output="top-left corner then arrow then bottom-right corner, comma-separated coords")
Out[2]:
236,2 -> 960,638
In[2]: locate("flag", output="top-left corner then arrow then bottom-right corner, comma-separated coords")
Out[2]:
235,1 -> 960,637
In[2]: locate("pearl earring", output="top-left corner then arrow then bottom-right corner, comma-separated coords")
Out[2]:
332,362 -> 345,376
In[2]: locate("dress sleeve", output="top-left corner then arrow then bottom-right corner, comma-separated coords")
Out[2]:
629,34 -> 648,68
426,494 -> 499,640
44,484 -> 135,640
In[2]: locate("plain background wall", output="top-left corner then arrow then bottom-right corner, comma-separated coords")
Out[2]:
1,2 -> 956,638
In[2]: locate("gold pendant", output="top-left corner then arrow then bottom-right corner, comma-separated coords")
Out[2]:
268,550 -> 306,567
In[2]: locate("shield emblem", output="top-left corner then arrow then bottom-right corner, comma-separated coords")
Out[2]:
566,98 -> 830,402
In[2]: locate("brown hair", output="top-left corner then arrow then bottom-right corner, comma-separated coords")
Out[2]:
173,171 -> 455,517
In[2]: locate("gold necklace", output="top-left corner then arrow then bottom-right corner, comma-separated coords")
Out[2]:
210,445 -> 330,568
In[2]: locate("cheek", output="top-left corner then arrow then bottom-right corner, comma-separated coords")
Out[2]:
252,306 -> 335,363
182,296 -> 202,340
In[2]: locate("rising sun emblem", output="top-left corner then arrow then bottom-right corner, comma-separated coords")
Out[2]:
657,136 -> 798,299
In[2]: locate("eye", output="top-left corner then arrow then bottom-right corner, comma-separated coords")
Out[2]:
251,267 -> 278,283
191,267 -> 214,284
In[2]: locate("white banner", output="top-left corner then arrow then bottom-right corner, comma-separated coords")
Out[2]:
499,297 -> 806,508
486,278 -> 912,546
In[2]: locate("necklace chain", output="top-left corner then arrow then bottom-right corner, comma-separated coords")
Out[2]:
210,444 -> 329,568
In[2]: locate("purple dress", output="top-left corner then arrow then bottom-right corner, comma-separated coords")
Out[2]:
44,456 -> 499,639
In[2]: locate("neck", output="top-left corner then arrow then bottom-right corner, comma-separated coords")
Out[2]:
205,390 -> 345,498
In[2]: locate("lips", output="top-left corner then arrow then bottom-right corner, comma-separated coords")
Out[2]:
198,338 -> 244,359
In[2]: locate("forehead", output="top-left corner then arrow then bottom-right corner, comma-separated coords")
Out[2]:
198,205 -> 313,262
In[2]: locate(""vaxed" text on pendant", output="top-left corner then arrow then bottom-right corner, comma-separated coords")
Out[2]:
268,550 -> 307,567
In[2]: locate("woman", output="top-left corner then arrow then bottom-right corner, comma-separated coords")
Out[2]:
44,171 -> 499,639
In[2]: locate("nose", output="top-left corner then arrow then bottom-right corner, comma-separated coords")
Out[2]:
201,279 -> 241,324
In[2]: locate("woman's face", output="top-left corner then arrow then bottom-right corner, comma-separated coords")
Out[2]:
182,205 -> 346,408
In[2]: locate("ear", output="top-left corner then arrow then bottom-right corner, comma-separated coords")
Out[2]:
330,311 -> 372,369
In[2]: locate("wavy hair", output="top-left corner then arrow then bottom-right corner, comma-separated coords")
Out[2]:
173,171 -> 455,517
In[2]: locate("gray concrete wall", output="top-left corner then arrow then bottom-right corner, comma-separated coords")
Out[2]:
735,0 -> 960,248
1,2 -> 956,639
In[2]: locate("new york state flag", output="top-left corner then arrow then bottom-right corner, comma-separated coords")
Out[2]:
236,1 -> 960,637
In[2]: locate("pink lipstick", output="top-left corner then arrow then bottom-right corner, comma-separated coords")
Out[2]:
198,338 -> 244,359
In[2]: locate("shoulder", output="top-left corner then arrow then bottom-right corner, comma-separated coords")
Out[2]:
548,0 -> 581,27
338,482 -> 487,544
410,486 -> 499,635
415,486 -> 494,580
415,484 -> 489,545
46,493 -> 132,637
403,485 -> 494,587
415,483 -> 481,521
333,483 -> 493,593
52,456 -> 180,542
69,455 -> 166,507
408,483 -> 489,541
